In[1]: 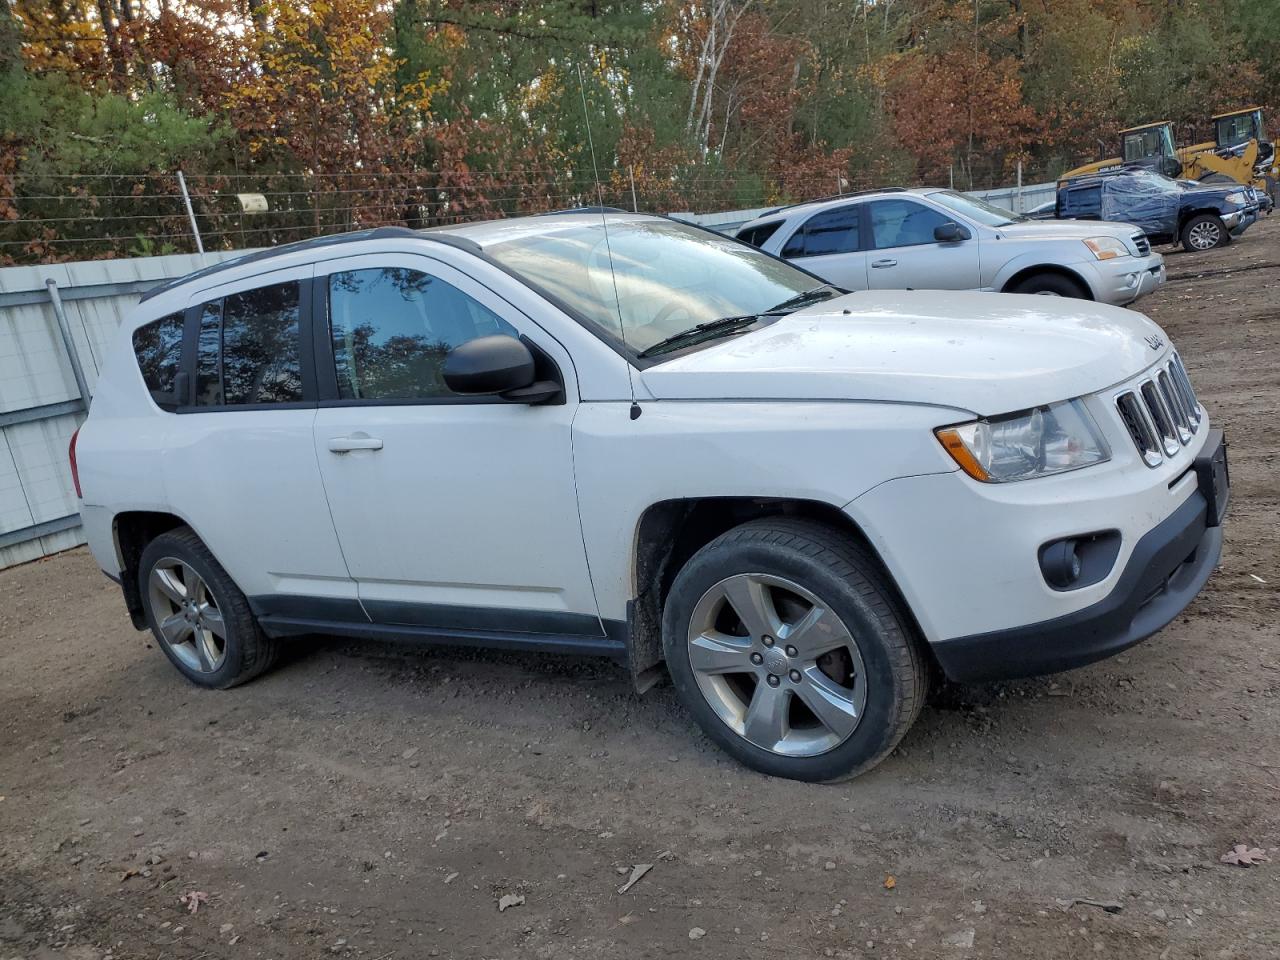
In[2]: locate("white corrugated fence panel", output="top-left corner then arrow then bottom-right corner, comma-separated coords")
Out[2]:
0,249 -> 246,569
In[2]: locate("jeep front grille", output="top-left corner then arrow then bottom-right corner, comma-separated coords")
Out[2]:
1132,233 -> 1151,256
1115,353 -> 1202,467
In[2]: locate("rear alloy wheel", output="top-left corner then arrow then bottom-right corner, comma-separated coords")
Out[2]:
148,558 -> 228,675
139,528 -> 280,688
1181,214 -> 1226,251
663,519 -> 927,782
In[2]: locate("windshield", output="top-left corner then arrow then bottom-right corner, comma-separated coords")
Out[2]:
1123,125 -> 1175,161
927,190 -> 1018,226
1216,110 -> 1262,148
484,218 -> 821,355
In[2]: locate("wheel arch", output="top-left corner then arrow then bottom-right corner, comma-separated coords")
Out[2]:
112,510 -> 188,629
999,263 -> 1094,299
626,496 -> 924,692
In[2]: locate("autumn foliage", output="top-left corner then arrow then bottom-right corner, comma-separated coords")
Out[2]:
0,0 -> 1275,262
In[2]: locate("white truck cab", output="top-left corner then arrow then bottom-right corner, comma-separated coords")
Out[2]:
72,213 -> 1228,781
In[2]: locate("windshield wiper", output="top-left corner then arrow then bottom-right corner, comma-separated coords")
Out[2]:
764,286 -> 841,314
637,314 -> 761,358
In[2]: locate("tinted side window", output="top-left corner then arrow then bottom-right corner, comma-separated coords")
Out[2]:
131,312 -> 184,409
794,206 -> 861,257
737,220 -> 783,248
868,199 -> 951,250
328,268 -> 518,401
1060,185 -> 1101,218
194,281 -> 303,407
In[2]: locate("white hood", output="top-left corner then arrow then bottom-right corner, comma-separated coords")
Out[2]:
640,290 -> 1169,415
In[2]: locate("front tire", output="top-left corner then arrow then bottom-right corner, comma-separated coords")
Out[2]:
1009,273 -> 1088,298
1181,214 -> 1227,251
139,528 -> 279,689
662,519 -> 927,782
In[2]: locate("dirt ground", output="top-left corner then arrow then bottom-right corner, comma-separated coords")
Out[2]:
3,217 -> 1279,960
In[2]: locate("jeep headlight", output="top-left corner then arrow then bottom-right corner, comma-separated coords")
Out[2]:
935,399 -> 1110,482
1083,236 -> 1131,260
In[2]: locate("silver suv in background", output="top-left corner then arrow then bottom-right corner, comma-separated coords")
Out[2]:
735,187 -> 1165,305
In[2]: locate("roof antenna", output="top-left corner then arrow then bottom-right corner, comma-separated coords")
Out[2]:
576,61 -> 641,420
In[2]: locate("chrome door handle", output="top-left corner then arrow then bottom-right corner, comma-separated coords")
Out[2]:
871,258 -> 898,268
328,436 -> 384,453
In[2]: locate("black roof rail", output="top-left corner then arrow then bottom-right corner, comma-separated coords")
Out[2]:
140,224 -> 491,303
138,226 -> 428,303
747,186 -> 909,221
536,205 -> 631,215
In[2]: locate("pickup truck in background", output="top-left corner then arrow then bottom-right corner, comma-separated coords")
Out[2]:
1044,169 -> 1264,251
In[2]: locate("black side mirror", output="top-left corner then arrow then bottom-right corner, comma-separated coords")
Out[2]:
443,335 -> 562,404
934,221 -> 970,243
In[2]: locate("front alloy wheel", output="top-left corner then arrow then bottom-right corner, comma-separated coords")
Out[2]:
1182,214 -> 1225,251
662,518 -> 927,782
687,573 -> 867,757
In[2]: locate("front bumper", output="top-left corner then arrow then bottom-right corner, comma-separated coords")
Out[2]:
845,414 -> 1227,682
1088,253 -> 1165,306
1223,207 -> 1258,236
931,429 -> 1228,682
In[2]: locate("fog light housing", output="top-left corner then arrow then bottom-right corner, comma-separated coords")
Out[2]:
1040,540 -> 1082,588
1038,531 -> 1122,592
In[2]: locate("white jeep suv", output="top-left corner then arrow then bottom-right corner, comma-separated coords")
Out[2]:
72,213 -> 1228,782
735,187 -> 1166,305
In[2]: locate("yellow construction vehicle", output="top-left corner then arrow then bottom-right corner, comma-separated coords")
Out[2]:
1181,107 -> 1277,201
1060,121 -> 1184,182
1061,110 -> 1277,204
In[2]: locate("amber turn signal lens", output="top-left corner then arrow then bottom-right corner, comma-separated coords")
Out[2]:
935,427 -> 990,482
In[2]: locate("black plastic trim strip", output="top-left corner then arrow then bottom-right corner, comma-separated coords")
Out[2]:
248,594 -> 369,623
361,599 -> 605,636
256,615 -> 627,659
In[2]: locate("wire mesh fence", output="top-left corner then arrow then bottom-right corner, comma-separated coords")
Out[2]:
0,163 -> 902,263
0,162 -> 1050,264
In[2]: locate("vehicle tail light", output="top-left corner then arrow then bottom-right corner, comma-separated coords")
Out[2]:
69,427 -> 82,499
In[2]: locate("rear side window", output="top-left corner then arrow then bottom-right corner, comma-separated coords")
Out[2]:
737,220 -> 784,248
131,312 -> 184,410
327,267 -> 517,401
781,205 -> 861,258
194,281 -> 304,407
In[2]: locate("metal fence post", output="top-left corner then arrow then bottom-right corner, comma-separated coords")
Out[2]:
45,279 -> 92,406
629,164 -> 638,212
1016,160 -> 1023,213
176,170 -> 205,254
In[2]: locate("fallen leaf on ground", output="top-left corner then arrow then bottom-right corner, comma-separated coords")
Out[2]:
1220,845 -> 1269,866
179,890 -> 210,914
119,867 -> 140,882
617,863 -> 653,894
884,874 -> 897,890
497,893 -> 525,912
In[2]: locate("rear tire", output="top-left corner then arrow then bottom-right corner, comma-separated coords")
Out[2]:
1009,273 -> 1088,298
1180,213 -> 1227,251
138,528 -> 280,689
662,518 -> 928,782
